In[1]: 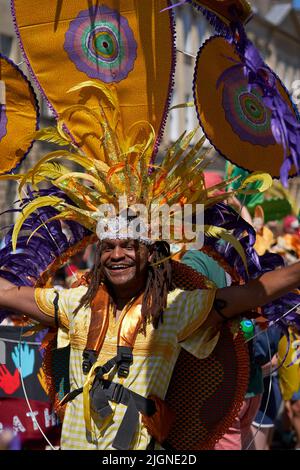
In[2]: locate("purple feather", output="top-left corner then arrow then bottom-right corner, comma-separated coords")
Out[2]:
0,186 -> 91,321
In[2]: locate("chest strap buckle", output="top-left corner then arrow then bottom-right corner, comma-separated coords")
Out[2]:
117,346 -> 133,378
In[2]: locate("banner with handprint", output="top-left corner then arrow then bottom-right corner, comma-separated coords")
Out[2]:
0,326 -> 48,401
0,326 -> 61,449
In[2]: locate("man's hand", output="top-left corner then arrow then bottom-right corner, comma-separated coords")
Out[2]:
0,365 -> 20,395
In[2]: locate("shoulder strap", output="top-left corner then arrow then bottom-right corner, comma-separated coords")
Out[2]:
82,286 -> 110,374
82,287 -> 143,376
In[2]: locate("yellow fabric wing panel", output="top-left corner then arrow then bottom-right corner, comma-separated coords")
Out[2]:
189,0 -> 252,25
12,0 -> 175,160
194,36 -> 296,177
0,56 -> 38,173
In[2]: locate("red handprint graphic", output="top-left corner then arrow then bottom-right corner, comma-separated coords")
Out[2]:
0,365 -> 21,395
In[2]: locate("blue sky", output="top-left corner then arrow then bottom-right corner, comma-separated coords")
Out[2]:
293,0 -> 300,9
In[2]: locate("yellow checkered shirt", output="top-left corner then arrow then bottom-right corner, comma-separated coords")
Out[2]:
35,286 -> 217,450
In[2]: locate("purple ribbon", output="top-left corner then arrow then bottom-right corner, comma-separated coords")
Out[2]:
160,1 -> 187,13
161,2 -> 234,37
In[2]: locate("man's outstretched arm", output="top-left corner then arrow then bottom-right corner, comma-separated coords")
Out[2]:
0,285 -> 56,327
204,261 -> 300,329
218,261 -> 300,317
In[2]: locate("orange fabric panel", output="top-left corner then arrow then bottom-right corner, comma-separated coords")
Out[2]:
194,36 -> 296,177
0,57 -> 37,173
12,0 -> 175,159
190,0 -> 252,24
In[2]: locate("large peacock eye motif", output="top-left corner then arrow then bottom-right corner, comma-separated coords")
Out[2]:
64,5 -> 137,83
222,68 -> 275,147
0,104 -> 8,141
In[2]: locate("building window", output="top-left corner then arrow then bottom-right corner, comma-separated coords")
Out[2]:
197,16 -> 210,46
185,93 -> 196,133
169,90 -> 180,142
0,35 -> 13,57
183,9 -> 193,54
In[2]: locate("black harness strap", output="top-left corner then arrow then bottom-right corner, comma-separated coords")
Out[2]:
59,387 -> 83,406
113,394 -> 139,450
82,346 -> 133,377
60,375 -> 156,449
60,355 -> 118,408
87,347 -> 134,417
116,346 -> 133,378
82,350 -> 98,375
90,379 -> 156,450
60,346 -> 154,448
99,380 -> 156,416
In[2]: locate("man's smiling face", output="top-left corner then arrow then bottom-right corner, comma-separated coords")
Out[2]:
100,239 -> 152,288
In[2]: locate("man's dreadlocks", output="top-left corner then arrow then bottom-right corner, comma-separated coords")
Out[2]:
74,240 -> 174,332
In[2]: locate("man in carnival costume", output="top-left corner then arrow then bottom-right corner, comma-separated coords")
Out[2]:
1,0 -> 300,451
1,188 -> 300,450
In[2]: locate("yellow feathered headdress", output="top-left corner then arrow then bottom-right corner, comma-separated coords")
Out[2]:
2,82 -> 272,267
